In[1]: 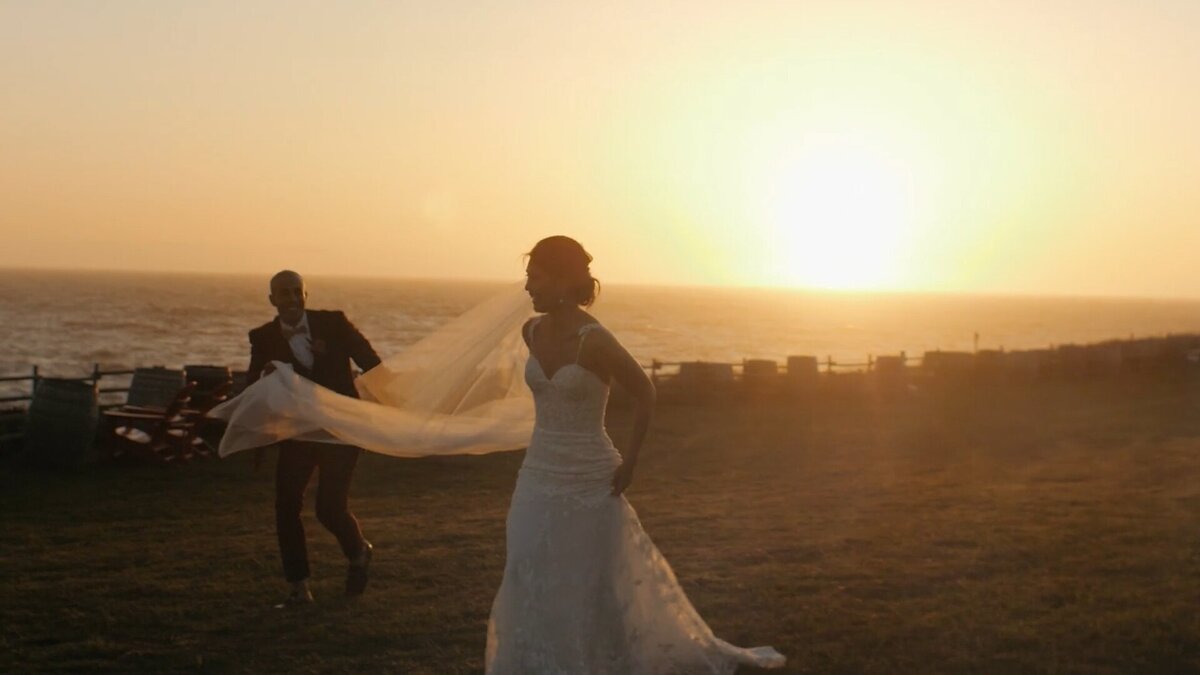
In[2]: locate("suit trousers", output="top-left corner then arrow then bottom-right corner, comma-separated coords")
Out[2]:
275,440 -> 367,582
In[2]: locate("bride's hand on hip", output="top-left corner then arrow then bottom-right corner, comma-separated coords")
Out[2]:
611,460 -> 636,496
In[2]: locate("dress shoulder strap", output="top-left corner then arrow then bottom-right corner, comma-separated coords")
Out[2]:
524,316 -> 543,346
575,323 -> 602,363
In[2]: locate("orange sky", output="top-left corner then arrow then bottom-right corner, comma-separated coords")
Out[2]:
2,1 -> 1198,297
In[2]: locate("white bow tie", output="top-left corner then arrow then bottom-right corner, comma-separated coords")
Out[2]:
281,323 -> 308,340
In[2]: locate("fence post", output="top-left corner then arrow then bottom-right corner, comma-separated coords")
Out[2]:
91,363 -> 101,385
825,356 -> 833,374
31,365 -> 39,396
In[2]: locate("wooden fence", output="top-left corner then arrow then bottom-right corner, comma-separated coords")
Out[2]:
2,335 -> 1195,446
0,364 -> 137,407
0,366 -> 137,448
645,353 -> 908,381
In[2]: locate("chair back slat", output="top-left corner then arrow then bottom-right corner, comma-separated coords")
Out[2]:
126,368 -> 186,407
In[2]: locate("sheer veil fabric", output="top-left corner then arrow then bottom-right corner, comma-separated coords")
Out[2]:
208,284 -> 536,458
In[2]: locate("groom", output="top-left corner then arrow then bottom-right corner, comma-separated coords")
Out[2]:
247,270 -> 382,607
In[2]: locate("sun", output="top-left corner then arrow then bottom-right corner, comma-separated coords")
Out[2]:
760,134 -> 916,290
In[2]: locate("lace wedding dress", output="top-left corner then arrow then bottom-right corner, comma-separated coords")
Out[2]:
485,323 -> 785,674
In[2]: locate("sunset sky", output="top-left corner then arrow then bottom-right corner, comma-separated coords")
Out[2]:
2,1 -> 1198,297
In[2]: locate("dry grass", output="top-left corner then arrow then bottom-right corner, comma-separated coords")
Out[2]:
3,377 -> 1199,673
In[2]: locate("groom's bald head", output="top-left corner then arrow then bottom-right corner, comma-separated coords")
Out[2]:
269,270 -> 307,324
270,270 -> 303,291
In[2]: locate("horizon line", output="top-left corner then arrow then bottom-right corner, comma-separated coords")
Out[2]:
1,263 -> 1199,304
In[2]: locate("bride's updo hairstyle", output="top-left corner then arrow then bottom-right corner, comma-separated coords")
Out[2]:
527,236 -> 601,307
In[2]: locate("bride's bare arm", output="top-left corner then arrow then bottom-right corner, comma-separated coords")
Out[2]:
593,328 -> 656,495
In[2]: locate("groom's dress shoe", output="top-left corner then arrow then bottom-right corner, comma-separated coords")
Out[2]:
274,587 -> 314,609
346,541 -> 373,596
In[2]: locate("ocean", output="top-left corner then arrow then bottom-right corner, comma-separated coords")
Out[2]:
4,269 -> 1200,382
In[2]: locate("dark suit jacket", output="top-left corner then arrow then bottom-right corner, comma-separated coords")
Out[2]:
247,310 -> 381,398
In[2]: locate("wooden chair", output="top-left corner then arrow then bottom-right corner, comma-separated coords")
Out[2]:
184,365 -> 234,410
179,366 -> 236,455
124,367 -> 187,409
230,370 -> 249,397
104,382 -> 202,463
103,365 -> 238,463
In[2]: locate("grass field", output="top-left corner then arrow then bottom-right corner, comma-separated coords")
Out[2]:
3,378 -> 1199,673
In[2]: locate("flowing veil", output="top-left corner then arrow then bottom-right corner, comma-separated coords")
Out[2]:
208,284 -> 535,458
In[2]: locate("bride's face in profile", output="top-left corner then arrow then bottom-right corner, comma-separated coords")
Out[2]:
525,263 -> 568,314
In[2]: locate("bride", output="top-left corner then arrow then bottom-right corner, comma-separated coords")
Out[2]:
210,236 -> 785,673
488,236 -> 782,673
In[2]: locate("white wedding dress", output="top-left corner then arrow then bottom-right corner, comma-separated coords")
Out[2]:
485,322 -> 785,674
